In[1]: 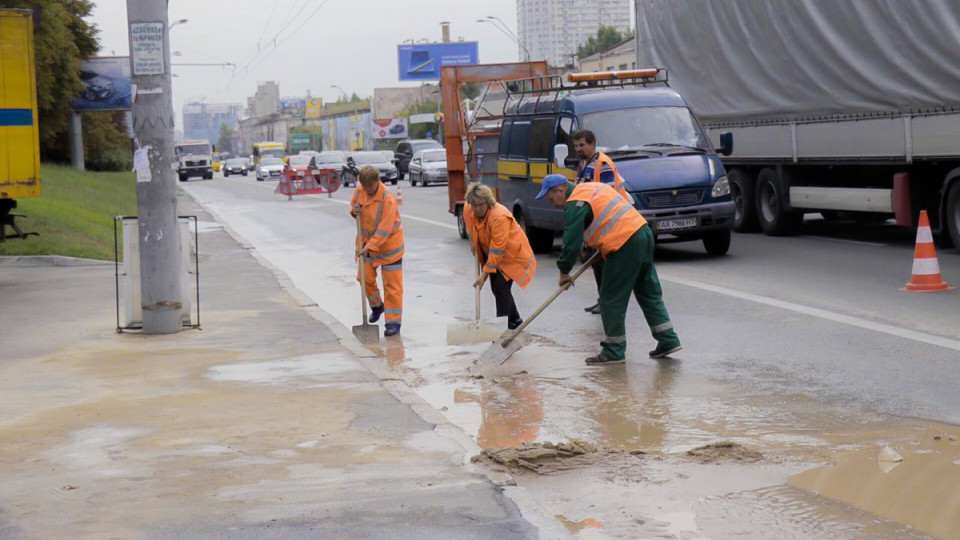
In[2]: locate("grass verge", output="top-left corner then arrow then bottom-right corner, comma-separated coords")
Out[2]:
0,164 -> 136,261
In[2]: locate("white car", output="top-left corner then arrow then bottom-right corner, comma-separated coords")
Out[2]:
408,149 -> 447,187
256,157 -> 284,181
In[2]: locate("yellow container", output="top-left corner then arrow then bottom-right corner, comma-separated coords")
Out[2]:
0,9 -> 40,200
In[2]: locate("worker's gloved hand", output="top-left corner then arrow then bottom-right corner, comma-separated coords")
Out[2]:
358,246 -> 370,259
473,272 -> 489,289
351,204 -> 361,216
559,273 -> 574,288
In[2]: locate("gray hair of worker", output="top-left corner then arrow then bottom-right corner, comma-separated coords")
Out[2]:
465,183 -> 496,207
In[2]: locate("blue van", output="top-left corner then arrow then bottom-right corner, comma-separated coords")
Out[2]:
488,70 -> 735,255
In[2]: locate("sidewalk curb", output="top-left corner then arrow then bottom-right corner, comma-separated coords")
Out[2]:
180,186 -> 571,539
0,255 -> 112,267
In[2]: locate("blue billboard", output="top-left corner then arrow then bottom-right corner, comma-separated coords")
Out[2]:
397,42 -> 479,81
70,57 -> 133,111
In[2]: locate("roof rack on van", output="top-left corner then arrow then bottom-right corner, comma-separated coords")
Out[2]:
502,67 -> 669,116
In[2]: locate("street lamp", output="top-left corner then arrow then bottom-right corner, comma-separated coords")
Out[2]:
330,84 -> 348,101
478,18 -> 529,61
170,18 -> 188,30
486,15 -> 530,61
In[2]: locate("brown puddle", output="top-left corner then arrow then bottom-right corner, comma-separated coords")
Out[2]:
790,429 -> 960,540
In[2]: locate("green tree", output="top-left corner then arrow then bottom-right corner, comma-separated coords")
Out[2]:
6,0 -> 99,159
217,123 -> 235,155
82,110 -> 131,171
576,25 -> 628,60
399,99 -> 440,140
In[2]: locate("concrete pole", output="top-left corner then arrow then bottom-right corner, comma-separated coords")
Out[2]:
68,112 -> 85,171
127,0 -> 183,334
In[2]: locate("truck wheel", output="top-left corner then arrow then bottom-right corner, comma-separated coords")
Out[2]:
702,229 -> 731,256
728,169 -> 759,232
756,168 -> 802,236
457,207 -> 469,240
179,174 -> 188,182
946,181 -> 960,254
516,208 -> 554,253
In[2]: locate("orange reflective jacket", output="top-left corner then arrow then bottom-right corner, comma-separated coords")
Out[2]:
592,151 -> 634,203
351,183 -> 404,266
463,202 -> 537,288
568,182 -> 646,256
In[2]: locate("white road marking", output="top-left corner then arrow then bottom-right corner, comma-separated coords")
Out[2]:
661,275 -> 960,352
802,235 -> 887,247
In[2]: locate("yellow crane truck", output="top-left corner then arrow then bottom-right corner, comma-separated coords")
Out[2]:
0,9 -> 40,242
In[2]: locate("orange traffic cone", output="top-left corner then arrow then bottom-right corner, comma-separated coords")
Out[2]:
395,181 -> 404,206
902,210 -> 954,292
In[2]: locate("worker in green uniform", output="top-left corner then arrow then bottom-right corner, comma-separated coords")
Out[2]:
536,173 -> 681,365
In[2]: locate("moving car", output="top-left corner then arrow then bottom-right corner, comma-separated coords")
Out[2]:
346,151 -> 399,186
408,149 -> 447,187
211,153 -> 222,172
256,157 -> 284,181
394,139 -> 442,178
222,158 -> 248,177
285,154 -> 317,178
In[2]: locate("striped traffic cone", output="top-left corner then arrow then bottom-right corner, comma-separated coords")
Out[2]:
395,181 -> 404,206
902,210 -> 954,292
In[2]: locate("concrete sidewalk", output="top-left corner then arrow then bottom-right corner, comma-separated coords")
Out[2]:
0,195 -> 540,540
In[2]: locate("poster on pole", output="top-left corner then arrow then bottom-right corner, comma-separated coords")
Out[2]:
370,118 -> 408,139
130,22 -> 165,75
70,57 -> 133,111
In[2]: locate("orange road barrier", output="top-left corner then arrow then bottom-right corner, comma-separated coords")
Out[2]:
902,210 -> 954,292
277,168 -> 341,200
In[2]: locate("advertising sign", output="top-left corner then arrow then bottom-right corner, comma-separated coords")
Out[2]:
305,97 -> 322,118
279,97 -> 306,116
397,42 -> 479,81
130,22 -> 165,75
70,57 -> 133,111
370,118 -> 408,139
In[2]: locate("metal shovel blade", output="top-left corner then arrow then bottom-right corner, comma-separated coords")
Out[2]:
477,332 -> 531,365
446,321 -> 503,346
352,322 -> 380,344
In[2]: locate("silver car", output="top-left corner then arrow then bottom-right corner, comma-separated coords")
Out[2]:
256,157 -> 284,181
346,151 -> 399,186
408,149 -> 447,187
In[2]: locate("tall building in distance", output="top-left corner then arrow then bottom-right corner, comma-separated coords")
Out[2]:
182,102 -> 243,145
517,0 -> 631,68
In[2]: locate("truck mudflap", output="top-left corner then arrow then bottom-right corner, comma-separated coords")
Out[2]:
641,200 -> 736,238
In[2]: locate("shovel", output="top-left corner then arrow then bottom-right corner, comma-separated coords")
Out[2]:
351,217 -> 380,344
477,251 -> 600,365
446,260 -> 502,345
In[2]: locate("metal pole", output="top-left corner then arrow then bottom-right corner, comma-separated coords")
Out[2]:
68,112 -> 85,171
634,0 -> 642,71
127,0 -> 183,334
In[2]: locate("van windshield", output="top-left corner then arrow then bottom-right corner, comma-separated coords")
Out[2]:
582,106 -> 709,153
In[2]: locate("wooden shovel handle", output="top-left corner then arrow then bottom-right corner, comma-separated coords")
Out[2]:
356,217 -> 368,321
500,251 -> 600,347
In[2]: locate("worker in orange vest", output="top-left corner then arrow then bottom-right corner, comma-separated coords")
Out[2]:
572,129 -> 634,315
463,183 -> 537,330
537,174 -> 680,365
350,165 -> 404,336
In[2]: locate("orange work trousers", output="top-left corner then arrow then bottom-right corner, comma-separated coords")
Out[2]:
358,258 -> 403,325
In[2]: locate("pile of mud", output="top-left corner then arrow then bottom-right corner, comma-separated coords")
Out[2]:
472,439 -> 630,474
687,441 -> 762,463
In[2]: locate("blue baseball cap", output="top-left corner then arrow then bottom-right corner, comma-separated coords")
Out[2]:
535,174 -> 569,199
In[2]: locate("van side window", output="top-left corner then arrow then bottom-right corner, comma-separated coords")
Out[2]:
498,120 -> 514,159
556,116 -> 576,154
528,117 -> 554,160
508,120 -> 530,159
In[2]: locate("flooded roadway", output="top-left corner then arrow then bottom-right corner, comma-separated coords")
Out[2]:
183,177 -> 960,539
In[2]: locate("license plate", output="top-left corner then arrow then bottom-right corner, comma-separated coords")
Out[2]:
655,217 -> 698,231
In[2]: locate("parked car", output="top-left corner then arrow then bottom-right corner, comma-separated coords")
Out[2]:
394,139 -> 442,178
256,157 -> 284,181
222,158 -> 248,177
346,151 -> 399,186
409,149 -> 447,187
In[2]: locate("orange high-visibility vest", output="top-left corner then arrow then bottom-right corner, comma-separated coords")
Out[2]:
463,202 -> 537,288
592,151 -> 633,203
351,183 -> 404,266
568,182 -> 646,256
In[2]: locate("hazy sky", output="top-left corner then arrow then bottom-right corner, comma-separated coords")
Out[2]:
87,0 -> 523,120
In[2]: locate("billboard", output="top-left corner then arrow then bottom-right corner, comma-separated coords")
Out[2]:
397,42 -> 479,81
70,57 -> 132,111
278,97 -> 306,116
370,118 -> 408,139
305,97 -> 322,118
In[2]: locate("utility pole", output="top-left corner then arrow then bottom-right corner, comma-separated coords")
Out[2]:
127,0 -> 183,334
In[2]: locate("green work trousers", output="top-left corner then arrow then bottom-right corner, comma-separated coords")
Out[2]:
598,225 -> 680,360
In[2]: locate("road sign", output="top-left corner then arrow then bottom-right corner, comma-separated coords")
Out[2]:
397,42 -> 479,81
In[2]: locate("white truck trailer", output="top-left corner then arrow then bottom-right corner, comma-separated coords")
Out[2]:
636,0 -> 960,251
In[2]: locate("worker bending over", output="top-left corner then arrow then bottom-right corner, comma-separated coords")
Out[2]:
350,165 -> 404,336
537,174 -> 681,365
464,183 -> 537,330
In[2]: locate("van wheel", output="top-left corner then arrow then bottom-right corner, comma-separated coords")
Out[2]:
179,174 -> 188,182
756,168 -> 802,236
516,209 -> 554,253
457,208 -> 469,240
728,169 -> 758,232
702,229 -> 731,256
946,181 -> 960,254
